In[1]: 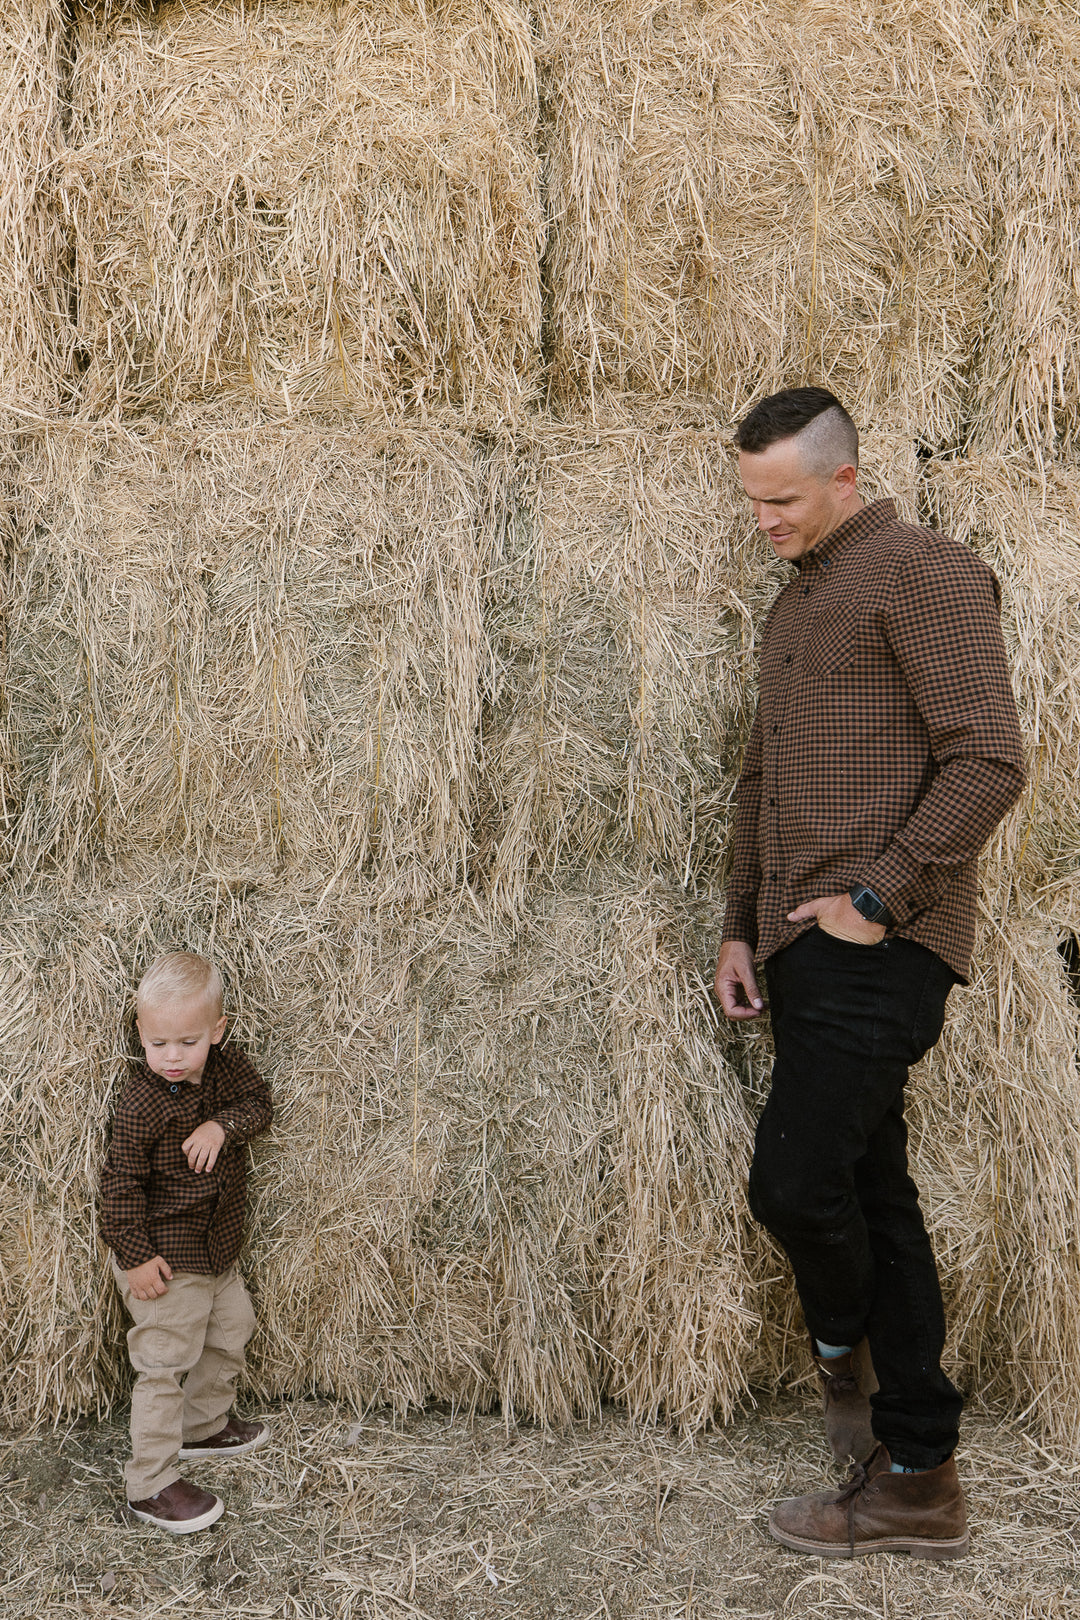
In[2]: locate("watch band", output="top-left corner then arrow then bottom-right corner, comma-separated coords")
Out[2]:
848,884 -> 894,929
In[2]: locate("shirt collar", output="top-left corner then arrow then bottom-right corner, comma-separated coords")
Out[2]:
797,497 -> 898,572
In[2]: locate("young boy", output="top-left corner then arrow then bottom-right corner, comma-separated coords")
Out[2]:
100,951 -> 273,1532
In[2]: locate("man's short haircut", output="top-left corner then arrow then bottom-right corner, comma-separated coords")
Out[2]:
735,386 -> 859,479
137,951 -> 224,1018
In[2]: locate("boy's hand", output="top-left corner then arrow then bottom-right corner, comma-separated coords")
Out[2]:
126,1256 -> 173,1300
182,1120 -> 227,1173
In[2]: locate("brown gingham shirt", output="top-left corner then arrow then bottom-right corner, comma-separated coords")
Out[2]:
100,1041 -> 272,1274
721,499 -> 1024,981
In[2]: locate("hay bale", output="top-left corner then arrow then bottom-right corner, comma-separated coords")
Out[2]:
919,451 -> 1080,924
595,876 -> 764,1428
911,921 -> 1080,1455
477,416 -> 918,912
2,0 -> 1078,1462
0,0 -> 72,412
61,0 -> 542,421
536,0 -> 991,442
976,4 -> 1080,455
5,415 -> 491,902
7,864 -> 1079,1447
0,864 -> 762,1431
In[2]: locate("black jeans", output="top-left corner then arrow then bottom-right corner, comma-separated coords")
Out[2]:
750,926 -> 963,1469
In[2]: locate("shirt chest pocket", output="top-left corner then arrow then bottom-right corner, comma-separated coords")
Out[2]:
803,602 -> 875,676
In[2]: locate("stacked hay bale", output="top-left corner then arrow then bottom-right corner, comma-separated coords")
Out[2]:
3,0 -> 1080,1457
920,0 -> 1080,1451
912,451 -> 1080,1452
60,0 -> 543,421
0,415 -> 770,1431
0,0 -> 72,414
1,855 -> 761,1430
528,0 -> 1080,1453
975,6 -> 1080,457
5,417 -> 491,901
536,0 -> 993,445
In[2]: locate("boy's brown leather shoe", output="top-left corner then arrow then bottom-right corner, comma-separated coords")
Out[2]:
768,1444 -> 969,1560
813,1338 -> 877,1466
179,1415 -> 269,1459
127,1477 -> 224,1533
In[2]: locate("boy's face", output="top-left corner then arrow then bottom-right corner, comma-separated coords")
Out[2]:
137,995 -> 227,1087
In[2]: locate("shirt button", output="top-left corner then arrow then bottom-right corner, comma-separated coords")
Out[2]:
769,872 -> 778,881
769,798 -> 776,807
802,587 -> 810,597
784,655 -> 792,665
772,725 -> 779,735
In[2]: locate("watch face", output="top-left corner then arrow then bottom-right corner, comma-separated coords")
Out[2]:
851,887 -> 883,922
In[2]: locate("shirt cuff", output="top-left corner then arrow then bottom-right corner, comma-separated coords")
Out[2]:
721,895 -> 759,950
111,1236 -> 157,1272
860,847 -> 946,927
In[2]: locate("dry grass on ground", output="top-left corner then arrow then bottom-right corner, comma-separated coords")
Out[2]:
2,1393 -> 1079,1619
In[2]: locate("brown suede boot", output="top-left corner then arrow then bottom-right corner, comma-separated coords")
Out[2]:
769,1444 -> 969,1560
814,1338 -> 876,1466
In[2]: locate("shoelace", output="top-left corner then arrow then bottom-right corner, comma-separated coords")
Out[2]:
822,1367 -> 860,1404
834,1445 -> 886,1554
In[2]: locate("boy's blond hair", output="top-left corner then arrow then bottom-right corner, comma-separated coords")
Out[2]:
137,952 -> 224,1019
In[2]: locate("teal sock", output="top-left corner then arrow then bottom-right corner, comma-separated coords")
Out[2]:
890,1462 -> 928,1474
815,1340 -> 852,1359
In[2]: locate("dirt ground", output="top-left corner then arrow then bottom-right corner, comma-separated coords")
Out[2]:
2,1391 -> 1079,1619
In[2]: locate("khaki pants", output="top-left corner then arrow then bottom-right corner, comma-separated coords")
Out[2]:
112,1256 -> 256,1501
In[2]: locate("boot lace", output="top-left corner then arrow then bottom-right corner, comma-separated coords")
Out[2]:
835,1444 -> 885,1554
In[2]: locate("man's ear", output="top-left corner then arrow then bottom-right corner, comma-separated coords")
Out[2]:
833,461 -> 859,497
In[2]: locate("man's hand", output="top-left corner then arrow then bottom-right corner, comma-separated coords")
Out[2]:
182,1119 -> 226,1174
714,941 -> 764,1020
126,1255 -> 173,1300
788,893 -> 886,945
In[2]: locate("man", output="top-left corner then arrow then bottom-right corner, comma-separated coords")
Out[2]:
714,387 -> 1023,1560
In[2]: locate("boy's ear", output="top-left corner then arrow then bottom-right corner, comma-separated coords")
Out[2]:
210,1015 -> 227,1046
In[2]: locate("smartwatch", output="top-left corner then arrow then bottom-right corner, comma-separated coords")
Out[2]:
848,884 -> 894,929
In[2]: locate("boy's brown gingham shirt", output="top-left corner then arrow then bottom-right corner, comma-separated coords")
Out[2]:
721,499 -> 1024,981
100,1041 -> 272,1274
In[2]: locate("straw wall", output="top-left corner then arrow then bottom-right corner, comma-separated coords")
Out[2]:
0,0 -> 72,413
537,0 -> 993,443
2,0 -> 1080,1454
976,6 -> 1080,456
1,866 -> 762,1431
6,418 -> 490,902
61,0 -> 542,420
477,419 -> 918,913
